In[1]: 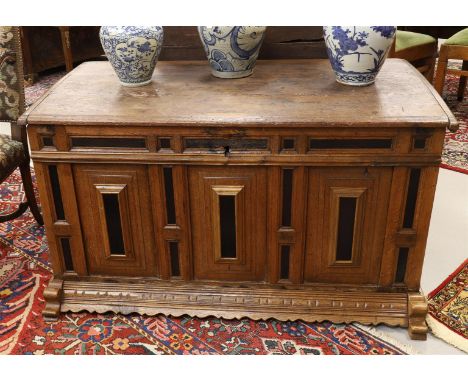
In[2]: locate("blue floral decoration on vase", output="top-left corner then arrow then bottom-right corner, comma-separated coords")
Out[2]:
198,26 -> 267,78
323,26 -> 396,86
100,26 -> 164,87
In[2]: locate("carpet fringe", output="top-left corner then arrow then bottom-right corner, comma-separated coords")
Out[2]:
427,315 -> 468,353
353,324 -> 419,355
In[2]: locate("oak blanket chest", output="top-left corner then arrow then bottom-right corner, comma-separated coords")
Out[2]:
19,59 -> 458,340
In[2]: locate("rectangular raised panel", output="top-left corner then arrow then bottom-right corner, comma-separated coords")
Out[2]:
163,167 -> 177,225
403,168 -> 421,228
305,167 -> 392,284
48,165 -> 65,221
309,139 -> 393,150
189,167 -> 267,281
184,138 -> 269,152
71,137 -> 147,149
73,165 -> 156,276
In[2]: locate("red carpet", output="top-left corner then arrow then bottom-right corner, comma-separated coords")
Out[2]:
0,170 -> 412,355
427,259 -> 468,353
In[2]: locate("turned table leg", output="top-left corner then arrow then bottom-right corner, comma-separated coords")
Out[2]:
43,277 -> 63,321
407,292 -> 428,340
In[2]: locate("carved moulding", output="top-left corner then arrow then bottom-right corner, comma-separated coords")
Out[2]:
43,277 -> 418,329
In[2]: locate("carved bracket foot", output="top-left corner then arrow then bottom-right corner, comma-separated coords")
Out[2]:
407,292 -> 428,340
43,277 -> 64,321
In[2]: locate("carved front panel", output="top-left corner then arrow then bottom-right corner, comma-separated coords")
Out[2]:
189,167 -> 267,281
73,165 -> 156,276
305,167 -> 392,284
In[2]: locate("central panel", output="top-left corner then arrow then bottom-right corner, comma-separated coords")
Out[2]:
189,167 -> 267,281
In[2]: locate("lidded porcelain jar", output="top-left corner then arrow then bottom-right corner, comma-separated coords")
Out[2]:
198,26 -> 267,78
323,26 -> 396,86
99,26 -> 164,86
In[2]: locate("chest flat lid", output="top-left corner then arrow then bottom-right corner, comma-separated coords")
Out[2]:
20,59 -> 457,130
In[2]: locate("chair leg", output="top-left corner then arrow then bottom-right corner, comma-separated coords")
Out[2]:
19,161 -> 44,225
434,45 -> 449,95
426,55 -> 437,83
457,60 -> 467,101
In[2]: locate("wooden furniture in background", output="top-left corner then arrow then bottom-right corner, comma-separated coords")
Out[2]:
434,28 -> 468,100
20,59 -> 457,340
19,26 -> 326,80
389,30 -> 438,81
159,26 -> 326,60
20,26 -> 103,81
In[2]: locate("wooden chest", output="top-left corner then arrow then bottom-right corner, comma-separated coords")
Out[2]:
20,59 -> 457,340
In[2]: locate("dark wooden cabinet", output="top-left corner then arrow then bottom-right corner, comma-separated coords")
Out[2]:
21,59 -> 457,340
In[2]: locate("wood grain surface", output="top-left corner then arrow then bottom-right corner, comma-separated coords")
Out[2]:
21,59 -> 456,130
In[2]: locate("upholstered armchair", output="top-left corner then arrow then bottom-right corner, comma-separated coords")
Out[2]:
0,26 -> 43,224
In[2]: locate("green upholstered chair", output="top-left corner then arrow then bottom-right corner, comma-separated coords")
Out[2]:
434,28 -> 468,100
388,30 -> 438,81
0,26 -> 43,224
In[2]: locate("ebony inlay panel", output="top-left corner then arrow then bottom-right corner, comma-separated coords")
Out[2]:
280,245 -> 290,280
309,138 -> 393,150
395,248 -> 409,283
413,137 -> 427,150
169,241 -> 181,277
102,193 -> 125,255
219,195 -> 237,259
335,197 -> 357,262
403,169 -> 421,228
184,138 -> 269,152
281,169 -> 293,227
163,167 -> 177,225
158,138 -> 172,150
48,165 -> 65,221
42,136 -> 54,147
60,237 -> 74,272
71,137 -> 147,149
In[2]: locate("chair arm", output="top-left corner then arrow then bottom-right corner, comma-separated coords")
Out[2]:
0,47 -> 16,68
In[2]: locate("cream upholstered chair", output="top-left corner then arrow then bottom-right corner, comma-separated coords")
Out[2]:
434,28 -> 468,100
0,26 -> 43,224
388,30 -> 438,81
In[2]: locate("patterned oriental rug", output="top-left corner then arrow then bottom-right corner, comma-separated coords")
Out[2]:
427,259 -> 468,353
440,61 -> 468,174
0,170 -> 416,355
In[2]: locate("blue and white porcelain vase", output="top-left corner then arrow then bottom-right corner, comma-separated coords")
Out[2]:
198,26 -> 267,79
323,26 -> 396,86
99,26 -> 164,87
